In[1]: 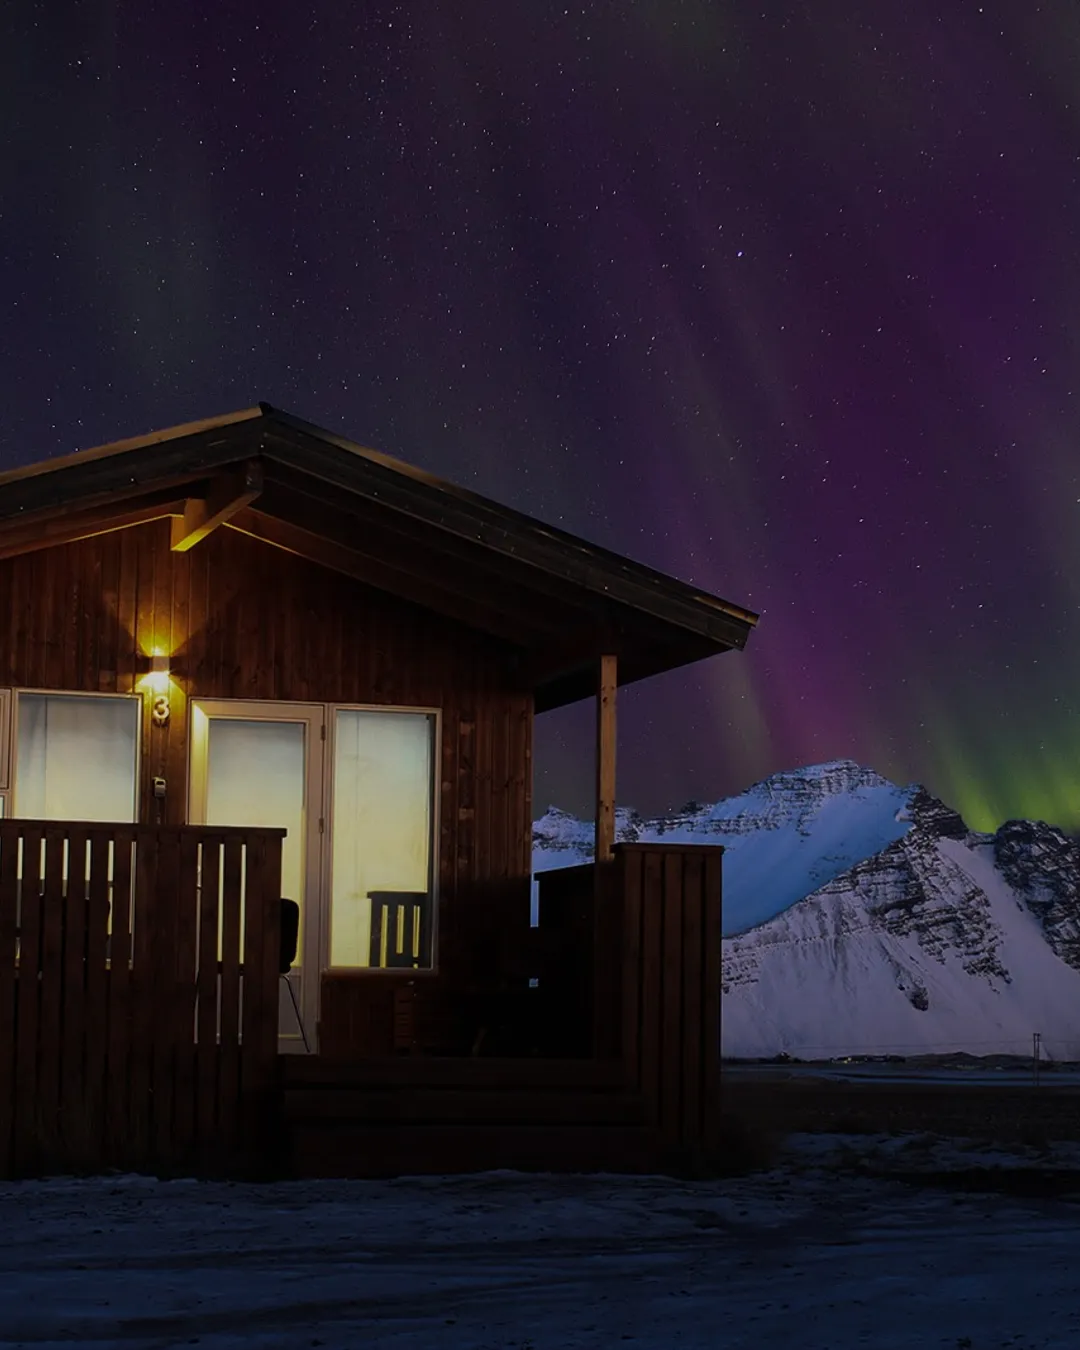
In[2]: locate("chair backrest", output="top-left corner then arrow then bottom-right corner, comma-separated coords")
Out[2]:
279,897 -> 300,974
368,891 -> 432,969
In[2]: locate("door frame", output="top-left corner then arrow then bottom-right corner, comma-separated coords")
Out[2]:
187,698 -> 329,1053
186,697 -> 443,1051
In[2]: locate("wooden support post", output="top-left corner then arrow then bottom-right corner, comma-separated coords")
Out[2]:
595,653 -> 617,865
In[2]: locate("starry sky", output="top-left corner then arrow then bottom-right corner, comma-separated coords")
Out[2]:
5,2 -> 1080,830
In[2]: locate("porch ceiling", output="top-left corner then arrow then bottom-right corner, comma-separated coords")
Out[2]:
0,404 -> 758,709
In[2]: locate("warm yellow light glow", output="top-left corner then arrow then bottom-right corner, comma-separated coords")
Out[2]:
141,654 -> 171,694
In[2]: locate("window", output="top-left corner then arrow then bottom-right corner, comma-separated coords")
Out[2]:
14,692 -> 140,823
329,709 -> 436,969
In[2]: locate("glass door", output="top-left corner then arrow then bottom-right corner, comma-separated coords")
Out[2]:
188,700 -> 325,1053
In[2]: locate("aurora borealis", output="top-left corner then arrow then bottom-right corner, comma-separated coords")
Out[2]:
5,4 -> 1080,830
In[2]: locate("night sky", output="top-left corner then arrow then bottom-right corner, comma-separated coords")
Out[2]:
5,3 -> 1080,830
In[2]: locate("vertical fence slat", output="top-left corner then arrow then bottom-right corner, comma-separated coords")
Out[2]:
619,849 -> 643,1083
106,830 -> 135,1165
702,848 -> 724,1135
171,830 -> 201,1166
82,830 -> 111,1164
195,838 -> 221,1155
638,851 -> 663,1127
129,829 -> 159,1168
241,833 -> 283,1074
0,829 -> 19,1174
37,831 -> 66,1162
239,835 -> 267,1077
659,852 -> 684,1151
592,861 -> 622,1058
218,837 -> 244,1154
680,853 -> 704,1148
151,829 -> 182,1167
14,828 -> 43,1170
59,828 -> 89,1159
241,831 -> 283,1167
255,836 -> 283,1071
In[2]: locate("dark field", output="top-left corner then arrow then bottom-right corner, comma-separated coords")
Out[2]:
723,1069 -> 1080,1144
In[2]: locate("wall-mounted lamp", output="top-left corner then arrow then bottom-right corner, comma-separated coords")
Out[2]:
147,654 -> 171,691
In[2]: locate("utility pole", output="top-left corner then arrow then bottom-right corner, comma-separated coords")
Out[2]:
1033,1032 -> 1042,1088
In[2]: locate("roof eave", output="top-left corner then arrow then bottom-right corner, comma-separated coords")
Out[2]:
0,405 -> 761,685
532,640 -> 745,712
0,407 -> 264,489
254,417 -> 760,648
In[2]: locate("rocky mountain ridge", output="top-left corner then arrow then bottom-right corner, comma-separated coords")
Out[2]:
533,761 -> 1080,1059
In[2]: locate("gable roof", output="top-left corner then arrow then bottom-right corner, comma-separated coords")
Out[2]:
0,404 -> 758,710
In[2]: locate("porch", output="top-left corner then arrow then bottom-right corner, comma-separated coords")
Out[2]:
0,819 -> 722,1179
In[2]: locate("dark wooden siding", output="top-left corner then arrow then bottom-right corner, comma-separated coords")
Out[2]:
0,520 -> 533,1048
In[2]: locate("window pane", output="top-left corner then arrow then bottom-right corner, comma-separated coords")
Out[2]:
330,710 -> 434,968
15,694 -> 139,823
204,718 -> 308,960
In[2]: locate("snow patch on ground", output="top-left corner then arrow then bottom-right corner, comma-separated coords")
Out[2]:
5,1138 -> 1080,1347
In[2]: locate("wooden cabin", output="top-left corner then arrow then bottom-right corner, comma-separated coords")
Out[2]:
0,405 -> 757,1178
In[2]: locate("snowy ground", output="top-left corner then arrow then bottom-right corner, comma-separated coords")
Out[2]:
4,1134 -> 1080,1349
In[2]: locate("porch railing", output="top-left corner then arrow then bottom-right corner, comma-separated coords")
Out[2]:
0,820 -> 284,1177
533,843 -> 723,1165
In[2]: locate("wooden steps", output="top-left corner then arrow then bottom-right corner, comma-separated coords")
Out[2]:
281,1056 -> 658,1178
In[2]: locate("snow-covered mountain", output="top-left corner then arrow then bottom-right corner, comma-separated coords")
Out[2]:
532,760 -> 1080,1061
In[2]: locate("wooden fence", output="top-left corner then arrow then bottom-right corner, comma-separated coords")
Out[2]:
0,819 -> 284,1177
533,842 -> 723,1168
612,844 -> 723,1165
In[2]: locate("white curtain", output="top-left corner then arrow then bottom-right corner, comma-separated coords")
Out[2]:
15,694 -> 139,823
330,710 -> 433,968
